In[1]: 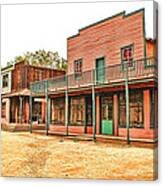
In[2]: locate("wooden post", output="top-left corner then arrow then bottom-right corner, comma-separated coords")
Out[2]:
65,74 -> 69,136
92,69 -> 96,140
96,95 -> 100,135
45,80 -> 49,135
84,97 -> 87,134
48,97 -> 51,128
6,98 -> 10,123
19,96 -> 23,124
113,94 -> 118,136
29,95 -> 33,133
125,64 -> 130,144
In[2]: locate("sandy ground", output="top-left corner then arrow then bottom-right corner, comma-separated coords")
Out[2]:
1,131 -> 157,180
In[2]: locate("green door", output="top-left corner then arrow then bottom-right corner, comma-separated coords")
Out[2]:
101,96 -> 113,135
96,58 -> 105,83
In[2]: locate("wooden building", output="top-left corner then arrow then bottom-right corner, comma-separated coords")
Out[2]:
1,61 -> 65,128
30,9 -> 158,142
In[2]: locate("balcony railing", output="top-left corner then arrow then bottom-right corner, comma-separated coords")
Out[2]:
30,57 -> 157,95
30,80 -> 47,94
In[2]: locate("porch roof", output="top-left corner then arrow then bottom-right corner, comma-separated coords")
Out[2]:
2,88 -> 31,98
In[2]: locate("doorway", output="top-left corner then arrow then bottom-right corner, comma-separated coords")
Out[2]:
101,95 -> 114,135
96,57 -> 105,83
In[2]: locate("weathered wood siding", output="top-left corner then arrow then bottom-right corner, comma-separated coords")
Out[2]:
67,9 -> 145,74
11,62 -> 65,91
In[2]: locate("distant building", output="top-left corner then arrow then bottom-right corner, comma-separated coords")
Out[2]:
1,61 -> 65,129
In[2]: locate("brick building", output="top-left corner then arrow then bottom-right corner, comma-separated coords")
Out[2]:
1,61 -> 65,130
30,9 -> 158,142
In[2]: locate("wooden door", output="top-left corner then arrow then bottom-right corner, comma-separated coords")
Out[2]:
96,58 -> 105,83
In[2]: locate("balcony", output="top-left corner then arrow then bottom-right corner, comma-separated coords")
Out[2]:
30,57 -> 157,95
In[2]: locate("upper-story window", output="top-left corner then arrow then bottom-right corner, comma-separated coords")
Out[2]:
2,74 -> 9,88
121,45 -> 134,69
74,59 -> 82,79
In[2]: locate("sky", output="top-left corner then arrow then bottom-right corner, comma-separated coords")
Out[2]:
0,0 -> 155,67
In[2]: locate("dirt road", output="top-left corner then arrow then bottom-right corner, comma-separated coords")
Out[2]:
1,131 -> 157,180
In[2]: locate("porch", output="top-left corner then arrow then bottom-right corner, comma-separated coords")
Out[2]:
29,57 -> 158,142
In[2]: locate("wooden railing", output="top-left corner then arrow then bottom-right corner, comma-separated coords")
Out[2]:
30,57 -> 157,94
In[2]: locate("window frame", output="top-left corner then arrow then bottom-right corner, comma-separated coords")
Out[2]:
150,88 -> 158,129
74,59 -> 83,79
70,96 -> 85,126
118,89 -> 144,129
2,74 -> 9,88
51,98 -> 65,125
121,44 -> 135,70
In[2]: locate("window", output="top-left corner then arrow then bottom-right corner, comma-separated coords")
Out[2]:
70,97 -> 85,126
121,45 -> 134,68
150,89 -> 158,129
86,97 -> 92,126
2,74 -> 9,88
74,59 -> 82,79
52,98 -> 65,125
32,102 -> 42,122
119,90 -> 143,128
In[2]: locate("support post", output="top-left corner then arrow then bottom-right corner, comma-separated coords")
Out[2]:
19,96 -> 23,124
45,80 -> 49,135
47,96 -> 51,134
125,64 -> 130,144
92,69 -> 96,141
65,74 -> 69,136
84,97 -> 87,134
29,95 -> 33,133
49,97 -> 51,125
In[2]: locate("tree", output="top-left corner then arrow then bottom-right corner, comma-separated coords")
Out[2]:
6,50 -> 67,70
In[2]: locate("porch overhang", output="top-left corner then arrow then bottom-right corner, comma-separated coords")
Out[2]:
1,88 -> 31,98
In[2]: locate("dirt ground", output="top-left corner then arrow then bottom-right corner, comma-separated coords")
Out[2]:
1,131 -> 157,180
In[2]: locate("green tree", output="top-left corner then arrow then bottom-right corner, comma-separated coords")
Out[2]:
6,50 -> 67,70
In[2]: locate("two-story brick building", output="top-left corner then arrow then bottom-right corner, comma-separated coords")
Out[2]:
1,61 -> 65,130
30,9 -> 157,142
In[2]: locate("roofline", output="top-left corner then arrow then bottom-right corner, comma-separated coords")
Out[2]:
1,60 -> 66,72
67,8 -> 145,40
1,64 -> 14,71
27,63 -> 66,72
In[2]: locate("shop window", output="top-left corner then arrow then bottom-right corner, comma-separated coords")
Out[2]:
74,59 -> 82,79
150,89 -> 158,129
119,90 -> 143,128
86,97 -> 92,126
70,97 -> 85,126
32,102 -> 42,122
52,98 -> 65,125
